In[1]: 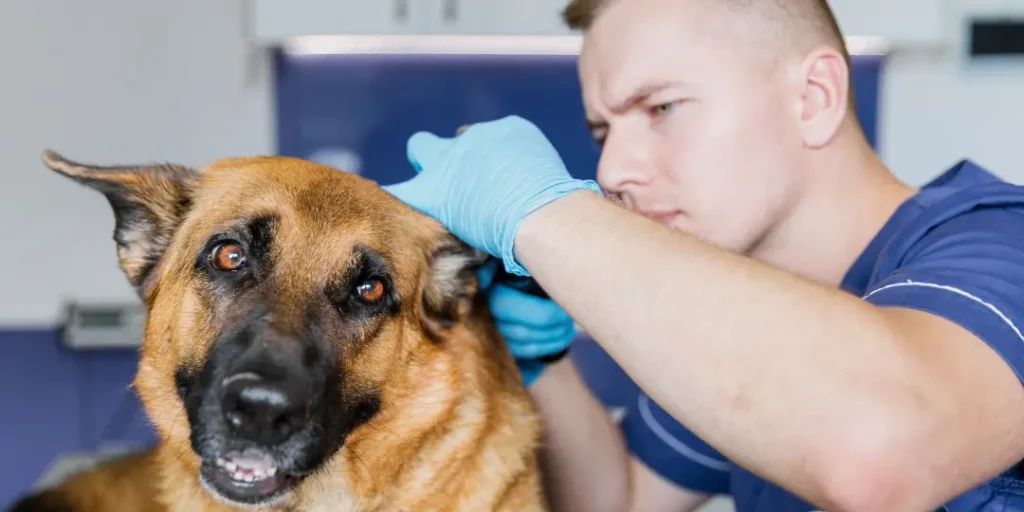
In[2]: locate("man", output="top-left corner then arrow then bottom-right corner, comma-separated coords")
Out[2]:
383,0 -> 1024,510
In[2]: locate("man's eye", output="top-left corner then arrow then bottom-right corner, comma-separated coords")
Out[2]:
651,101 -> 679,116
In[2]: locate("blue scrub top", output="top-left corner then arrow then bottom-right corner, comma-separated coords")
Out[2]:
620,159 -> 1024,511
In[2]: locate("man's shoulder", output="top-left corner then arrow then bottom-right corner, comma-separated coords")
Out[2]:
875,159 -> 1024,278
917,158 -> 1008,192
862,160 -> 1024,383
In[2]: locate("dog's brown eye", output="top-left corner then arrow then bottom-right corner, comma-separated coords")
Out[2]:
211,242 -> 246,271
356,279 -> 385,302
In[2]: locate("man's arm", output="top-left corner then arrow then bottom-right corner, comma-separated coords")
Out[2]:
531,358 -> 712,512
515,190 -> 1024,511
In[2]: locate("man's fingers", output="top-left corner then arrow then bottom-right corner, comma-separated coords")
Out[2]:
475,258 -> 501,290
499,322 -> 577,358
406,131 -> 452,173
381,178 -> 430,213
488,284 -> 574,328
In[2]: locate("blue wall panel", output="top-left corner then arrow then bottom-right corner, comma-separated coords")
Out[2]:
275,53 -> 602,185
853,54 -> 883,152
0,51 -> 882,510
0,331 -> 155,509
274,52 -> 883,183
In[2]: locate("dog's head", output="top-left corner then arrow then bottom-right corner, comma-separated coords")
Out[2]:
42,151 -> 493,508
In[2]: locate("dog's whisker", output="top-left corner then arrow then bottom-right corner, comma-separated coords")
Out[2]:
345,445 -> 374,483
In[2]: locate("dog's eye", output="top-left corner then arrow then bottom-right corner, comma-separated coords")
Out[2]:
210,242 -> 246,271
355,279 -> 385,303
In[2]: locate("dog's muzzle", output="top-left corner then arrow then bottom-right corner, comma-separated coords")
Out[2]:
190,322 -> 336,508
199,370 -> 310,495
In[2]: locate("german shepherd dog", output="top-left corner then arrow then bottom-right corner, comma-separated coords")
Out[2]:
11,151 -> 547,511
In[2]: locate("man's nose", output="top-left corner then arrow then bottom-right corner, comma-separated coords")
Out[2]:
220,371 -> 312,446
595,132 -> 655,192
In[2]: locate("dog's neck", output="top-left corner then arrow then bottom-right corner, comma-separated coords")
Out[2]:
303,308 -> 540,510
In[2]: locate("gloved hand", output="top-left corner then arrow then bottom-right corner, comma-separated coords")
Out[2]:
382,115 -> 602,276
477,259 -> 577,386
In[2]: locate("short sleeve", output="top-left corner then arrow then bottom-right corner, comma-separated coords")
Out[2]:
863,206 -> 1024,383
620,391 -> 733,494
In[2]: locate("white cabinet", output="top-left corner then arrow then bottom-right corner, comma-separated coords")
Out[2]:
425,0 -> 575,36
250,0 -> 578,44
251,0 -> 433,43
251,0 -> 959,48
828,0 -> 945,47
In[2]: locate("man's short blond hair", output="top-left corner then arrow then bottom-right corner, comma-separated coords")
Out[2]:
562,0 -> 606,29
564,0 -> 850,61
563,0 -> 856,108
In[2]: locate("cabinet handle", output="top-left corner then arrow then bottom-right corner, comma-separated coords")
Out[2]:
443,0 -> 457,23
393,0 -> 409,22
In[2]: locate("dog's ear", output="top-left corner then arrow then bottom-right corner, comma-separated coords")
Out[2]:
420,236 -> 490,341
41,150 -> 196,296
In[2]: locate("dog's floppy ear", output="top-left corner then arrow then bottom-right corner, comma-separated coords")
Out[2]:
420,235 -> 490,341
41,150 -> 196,296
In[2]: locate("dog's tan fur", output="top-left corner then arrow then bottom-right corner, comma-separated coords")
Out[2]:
13,152 -> 547,512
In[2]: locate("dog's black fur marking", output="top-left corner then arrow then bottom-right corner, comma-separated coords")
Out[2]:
7,490 -> 73,512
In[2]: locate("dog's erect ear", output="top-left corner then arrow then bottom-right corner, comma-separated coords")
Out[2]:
41,150 -> 197,296
420,236 -> 490,341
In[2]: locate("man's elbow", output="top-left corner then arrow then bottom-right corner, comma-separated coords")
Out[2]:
816,455 -> 918,512
812,419 -> 952,512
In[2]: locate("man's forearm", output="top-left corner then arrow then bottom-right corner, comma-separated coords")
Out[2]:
529,359 -> 631,512
531,359 -> 716,512
514,190 -> 938,507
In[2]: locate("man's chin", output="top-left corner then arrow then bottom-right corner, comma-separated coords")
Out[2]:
198,454 -> 303,508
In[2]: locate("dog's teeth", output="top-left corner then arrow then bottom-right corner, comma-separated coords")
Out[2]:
217,455 -> 279,483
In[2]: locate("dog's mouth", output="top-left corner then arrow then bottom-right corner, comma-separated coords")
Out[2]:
199,453 -> 301,506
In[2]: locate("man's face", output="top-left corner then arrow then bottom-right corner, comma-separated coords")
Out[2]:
579,0 -> 810,254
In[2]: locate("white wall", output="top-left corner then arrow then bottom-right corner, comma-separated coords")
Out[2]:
1,0 -> 1023,325
878,0 -> 1024,187
0,0 -> 273,326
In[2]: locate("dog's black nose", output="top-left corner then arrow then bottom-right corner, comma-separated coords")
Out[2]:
221,372 -> 311,445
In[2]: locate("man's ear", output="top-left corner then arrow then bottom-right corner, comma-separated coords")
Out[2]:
795,45 -> 851,148
41,150 -> 197,297
420,235 -> 490,341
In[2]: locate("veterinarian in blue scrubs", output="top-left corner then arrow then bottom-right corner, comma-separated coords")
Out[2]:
383,0 -> 1024,510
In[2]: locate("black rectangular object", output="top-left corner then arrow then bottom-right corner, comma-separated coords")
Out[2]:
970,18 -> 1024,56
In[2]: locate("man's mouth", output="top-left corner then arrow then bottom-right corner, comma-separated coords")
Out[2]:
603,193 -> 681,226
637,209 -> 681,225
200,453 -> 300,506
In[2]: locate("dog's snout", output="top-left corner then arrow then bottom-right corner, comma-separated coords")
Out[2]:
221,372 -> 312,446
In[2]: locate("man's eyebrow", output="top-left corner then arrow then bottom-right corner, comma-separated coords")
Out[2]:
609,81 -> 686,113
584,81 -> 687,136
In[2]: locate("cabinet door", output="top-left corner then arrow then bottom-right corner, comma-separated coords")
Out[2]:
429,0 -> 576,36
252,0 -> 430,43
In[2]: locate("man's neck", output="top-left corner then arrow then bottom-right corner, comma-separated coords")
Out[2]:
751,140 -> 915,288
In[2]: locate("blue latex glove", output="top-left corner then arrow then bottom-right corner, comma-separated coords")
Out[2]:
477,259 -> 577,386
382,115 -> 602,276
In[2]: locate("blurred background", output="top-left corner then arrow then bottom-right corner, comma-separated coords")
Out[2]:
1,0 -> 1023,510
